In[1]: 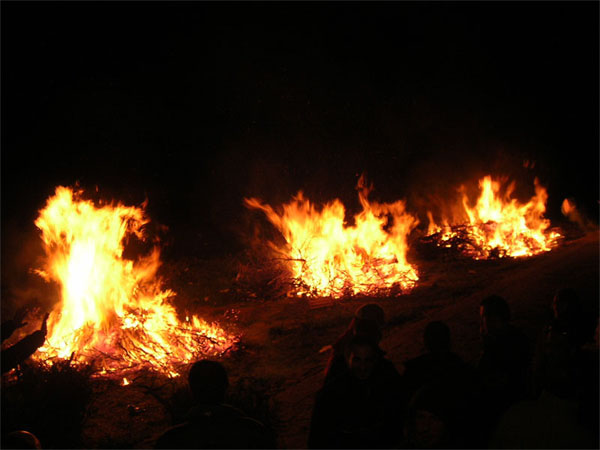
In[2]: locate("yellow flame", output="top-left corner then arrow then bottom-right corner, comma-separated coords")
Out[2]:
427,176 -> 561,258
245,176 -> 419,298
32,186 -> 236,377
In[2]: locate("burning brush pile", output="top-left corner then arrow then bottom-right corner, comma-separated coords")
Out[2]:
242,174 -> 565,300
244,176 -> 419,299
4,172 -> 569,381
17,186 -> 238,380
423,175 -> 563,259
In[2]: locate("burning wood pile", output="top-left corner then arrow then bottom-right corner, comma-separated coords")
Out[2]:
245,175 -> 419,299
245,174 -> 565,298
4,172 -> 568,381
28,187 -> 238,379
423,176 -> 562,259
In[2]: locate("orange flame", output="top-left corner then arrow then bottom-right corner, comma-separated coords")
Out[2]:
32,187 -> 236,377
561,198 -> 575,216
245,176 -> 419,298
427,176 -> 561,258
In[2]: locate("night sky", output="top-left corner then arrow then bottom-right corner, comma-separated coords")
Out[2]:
2,2 -> 598,262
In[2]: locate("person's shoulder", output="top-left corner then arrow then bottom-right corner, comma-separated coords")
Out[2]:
511,325 -> 532,350
154,421 -> 192,449
319,369 -> 354,396
227,406 -> 276,448
507,323 -> 528,339
403,353 -> 432,371
184,402 -> 248,432
236,413 -> 269,433
446,351 -> 470,368
374,357 -> 403,383
381,356 -> 401,372
495,325 -> 529,351
215,402 -> 246,416
187,403 -> 274,448
190,402 -> 246,420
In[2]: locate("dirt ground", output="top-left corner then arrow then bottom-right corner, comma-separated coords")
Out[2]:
72,230 -> 598,448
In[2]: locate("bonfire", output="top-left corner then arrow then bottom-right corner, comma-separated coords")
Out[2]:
425,176 -> 562,259
30,186 -> 237,379
245,176 -> 419,299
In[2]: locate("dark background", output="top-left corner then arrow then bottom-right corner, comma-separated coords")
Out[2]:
2,1 -> 598,262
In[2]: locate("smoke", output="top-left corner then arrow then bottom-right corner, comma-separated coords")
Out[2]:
561,198 -> 598,232
1,218 -> 61,324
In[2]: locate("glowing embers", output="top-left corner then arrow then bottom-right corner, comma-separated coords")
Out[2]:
426,176 -> 561,259
33,186 -> 236,378
245,176 -> 419,298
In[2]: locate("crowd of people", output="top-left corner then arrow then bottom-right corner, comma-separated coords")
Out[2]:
1,289 -> 598,449
308,292 -> 598,449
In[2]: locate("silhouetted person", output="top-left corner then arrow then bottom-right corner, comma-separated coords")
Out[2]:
2,312 -> 48,374
529,290 -> 599,446
401,321 -> 475,447
308,334 -> 403,449
154,359 -> 275,449
475,295 -> 531,445
402,384 -> 456,449
323,303 -> 385,384
1,430 -> 42,449
578,315 -> 599,440
402,321 -> 473,399
489,311 -> 597,449
532,288 -> 589,398
550,287 -> 588,347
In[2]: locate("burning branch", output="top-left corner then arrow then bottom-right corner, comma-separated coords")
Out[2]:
244,177 -> 419,299
425,176 -> 562,259
31,186 -> 238,379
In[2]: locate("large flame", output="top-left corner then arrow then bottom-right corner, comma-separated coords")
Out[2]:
32,186 -> 236,377
245,176 -> 419,298
427,176 -> 561,258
